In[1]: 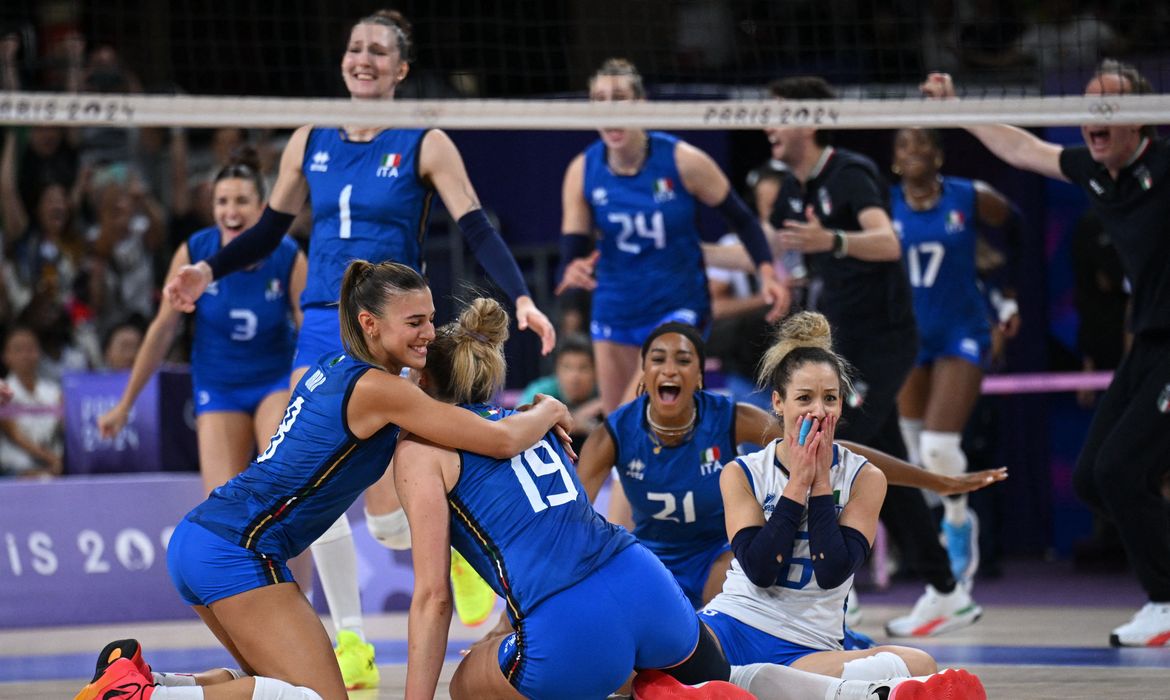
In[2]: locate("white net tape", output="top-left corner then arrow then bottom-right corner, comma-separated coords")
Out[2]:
2,91 -> 1169,130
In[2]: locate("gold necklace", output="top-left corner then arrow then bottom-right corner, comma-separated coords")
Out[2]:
646,405 -> 697,454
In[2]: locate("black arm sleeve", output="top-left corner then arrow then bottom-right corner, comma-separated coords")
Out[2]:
458,209 -> 531,302
715,190 -> 773,268
806,494 -> 871,589
205,206 -> 296,280
729,496 -> 804,588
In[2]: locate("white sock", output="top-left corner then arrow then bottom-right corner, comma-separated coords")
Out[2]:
731,663 -> 848,700
898,417 -> 924,465
253,676 -> 324,700
152,672 -> 197,687
840,651 -> 911,681
149,687 -> 204,698
920,430 -> 968,526
309,514 -> 364,639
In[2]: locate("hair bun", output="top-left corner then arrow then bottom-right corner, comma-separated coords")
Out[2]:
227,144 -> 262,173
458,298 -> 509,347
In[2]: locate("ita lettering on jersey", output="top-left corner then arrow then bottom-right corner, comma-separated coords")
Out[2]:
945,209 -> 966,234
264,278 -> 284,301
309,151 -> 330,173
377,153 -> 402,178
699,446 -> 722,475
653,177 -> 676,203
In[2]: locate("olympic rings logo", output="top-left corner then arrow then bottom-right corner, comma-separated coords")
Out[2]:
1088,101 -> 1121,118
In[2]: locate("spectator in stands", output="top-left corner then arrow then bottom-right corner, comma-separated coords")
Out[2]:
16,289 -> 99,379
2,131 -> 85,320
101,315 -> 145,371
82,166 -> 164,335
519,332 -> 603,451
0,324 -> 63,476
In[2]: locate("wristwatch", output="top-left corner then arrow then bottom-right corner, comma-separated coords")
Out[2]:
831,229 -> 848,258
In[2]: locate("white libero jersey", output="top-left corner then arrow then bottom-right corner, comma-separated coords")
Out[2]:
702,438 -> 867,650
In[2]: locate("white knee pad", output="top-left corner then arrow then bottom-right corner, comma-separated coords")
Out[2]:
919,431 -> 965,478
252,676 -> 324,700
898,417 -> 924,466
311,513 -> 352,547
841,651 -> 911,681
366,508 -> 412,550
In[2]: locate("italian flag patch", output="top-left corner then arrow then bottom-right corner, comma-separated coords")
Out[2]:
381,153 -> 402,168
703,446 -> 721,463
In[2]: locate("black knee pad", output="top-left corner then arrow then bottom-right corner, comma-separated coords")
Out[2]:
663,621 -> 730,685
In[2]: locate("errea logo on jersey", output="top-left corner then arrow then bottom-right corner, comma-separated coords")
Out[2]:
377,153 -> 402,178
592,187 -> 609,206
265,278 -> 284,301
626,458 -> 646,481
309,151 -> 330,172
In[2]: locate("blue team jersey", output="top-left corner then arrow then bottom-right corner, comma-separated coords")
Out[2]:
891,177 -> 989,339
187,354 -> 399,560
605,391 -> 736,558
449,404 -> 635,622
583,131 -> 710,328
301,127 -> 434,307
186,226 -> 298,386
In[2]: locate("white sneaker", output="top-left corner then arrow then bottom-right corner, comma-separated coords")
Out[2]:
868,668 -> 987,699
1110,602 -> 1170,647
885,584 -> 982,637
846,587 -> 864,627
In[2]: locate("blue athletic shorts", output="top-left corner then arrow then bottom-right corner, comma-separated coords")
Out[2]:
192,373 -> 289,417
652,541 -> 732,609
167,519 -> 293,607
698,609 -> 820,666
915,318 -> 989,368
590,308 -> 710,347
293,305 -> 343,370
497,543 -> 699,700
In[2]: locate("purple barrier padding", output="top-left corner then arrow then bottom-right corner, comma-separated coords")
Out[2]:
62,369 -> 199,475
0,473 -> 204,628
981,371 -> 1114,395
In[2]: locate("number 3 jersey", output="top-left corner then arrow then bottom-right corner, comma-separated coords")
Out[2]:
702,439 -> 867,650
583,131 -> 710,329
301,127 -> 433,308
187,354 -> 400,561
186,226 -> 298,387
606,391 -> 736,560
451,404 -> 635,622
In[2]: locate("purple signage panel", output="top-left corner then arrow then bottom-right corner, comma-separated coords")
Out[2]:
62,369 -> 198,475
0,474 -> 204,628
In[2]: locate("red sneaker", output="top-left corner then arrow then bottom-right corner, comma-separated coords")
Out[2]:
92,639 -> 152,683
74,657 -> 155,700
632,670 -> 756,699
887,668 -> 987,700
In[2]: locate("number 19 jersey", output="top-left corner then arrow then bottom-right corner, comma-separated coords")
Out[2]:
451,404 -> 635,622
584,131 -> 710,329
301,127 -> 434,308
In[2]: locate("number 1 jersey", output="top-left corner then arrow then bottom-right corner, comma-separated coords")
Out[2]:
301,127 -> 433,308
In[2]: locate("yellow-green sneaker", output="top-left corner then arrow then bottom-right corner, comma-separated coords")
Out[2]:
334,630 -> 379,690
451,548 -> 496,627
